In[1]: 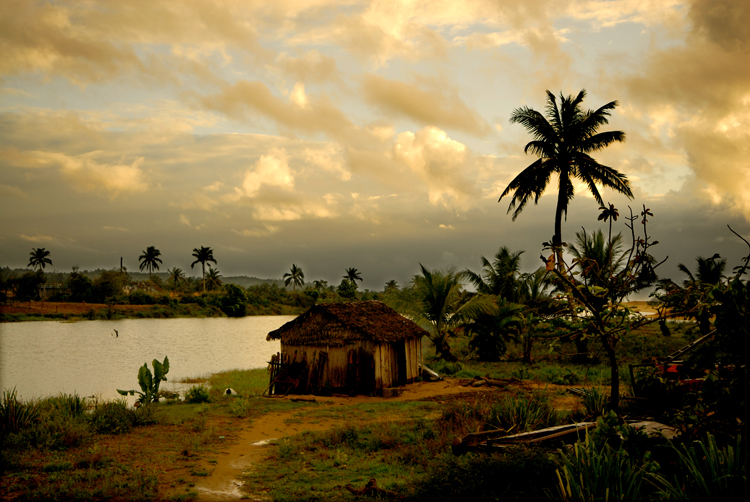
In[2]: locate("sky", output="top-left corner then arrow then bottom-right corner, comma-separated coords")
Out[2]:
1,0 -> 750,294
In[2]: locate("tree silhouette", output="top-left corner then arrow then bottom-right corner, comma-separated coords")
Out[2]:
191,246 -> 217,294
389,265 -> 497,361
284,264 -> 305,290
28,248 -> 52,271
167,267 -> 185,289
343,267 -> 363,284
500,89 -> 632,270
462,247 -> 525,302
138,246 -> 163,277
205,267 -> 222,291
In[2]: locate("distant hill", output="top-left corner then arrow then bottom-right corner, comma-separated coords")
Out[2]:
0,267 -> 284,288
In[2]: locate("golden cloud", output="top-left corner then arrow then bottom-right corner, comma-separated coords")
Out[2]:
362,74 -> 491,135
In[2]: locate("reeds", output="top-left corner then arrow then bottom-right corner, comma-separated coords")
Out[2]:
0,388 -> 39,434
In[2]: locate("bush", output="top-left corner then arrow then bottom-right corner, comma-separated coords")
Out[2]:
87,400 -> 134,435
218,284 -> 248,317
186,385 -> 210,404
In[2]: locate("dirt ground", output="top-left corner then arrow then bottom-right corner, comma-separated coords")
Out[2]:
192,379 -> 580,501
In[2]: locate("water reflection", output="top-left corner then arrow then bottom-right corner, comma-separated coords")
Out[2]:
0,316 -> 291,401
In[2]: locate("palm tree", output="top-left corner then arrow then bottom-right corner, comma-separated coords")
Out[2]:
343,268 -> 363,284
462,247 -> 525,302
389,265 -> 497,361
283,264 -> 305,290
191,246 -> 217,293
384,280 -> 399,294
569,229 -> 626,289
205,267 -> 222,291
167,267 -> 185,289
28,248 -> 52,271
677,254 -> 726,335
138,246 -> 163,277
500,89 -> 632,270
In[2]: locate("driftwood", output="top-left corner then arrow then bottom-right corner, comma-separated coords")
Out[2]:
345,478 -> 401,499
290,397 -> 316,403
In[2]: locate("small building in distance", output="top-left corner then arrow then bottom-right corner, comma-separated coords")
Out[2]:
266,301 -> 425,395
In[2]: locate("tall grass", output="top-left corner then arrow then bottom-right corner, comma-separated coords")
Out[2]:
0,388 -> 39,434
555,432 -> 649,502
207,368 -> 269,398
654,434 -> 747,500
440,394 -> 561,435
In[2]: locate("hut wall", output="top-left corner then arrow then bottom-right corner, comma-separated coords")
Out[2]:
279,335 -> 422,393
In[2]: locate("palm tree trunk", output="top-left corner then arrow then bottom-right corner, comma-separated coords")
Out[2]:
553,177 -> 567,272
202,263 -> 206,294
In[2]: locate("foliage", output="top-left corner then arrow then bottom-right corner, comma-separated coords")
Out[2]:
218,283 -> 248,317
463,246 -> 525,301
87,399 -> 135,435
283,263 -> 305,290
500,89 -> 631,270
554,432 -> 654,502
191,245 -> 217,293
336,278 -> 358,299
580,387 -> 610,418
28,247 -> 53,271
466,299 -> 524,361
0,388 -> 40,435
66,270 -> 93,301
343,267 -> 363,284
92,269 -> 129,302
389,265 -> 498,361
549,205 -> 665,410
11,270 -> 46,301
138,246 -> 163,276
185,385 -> 210,404
652,433 -> 747,500
117,356 -> 170,404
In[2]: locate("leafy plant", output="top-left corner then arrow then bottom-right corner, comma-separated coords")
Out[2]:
554,432 -> 654,502
185,385 -> 210,404
0,388 -> 39,434
87,399 -> 134,434
117,355 -> 170,404
653,433 -> 747,500
581,388 -> 610,418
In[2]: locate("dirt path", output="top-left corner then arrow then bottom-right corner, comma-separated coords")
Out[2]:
194,380 -> 495,500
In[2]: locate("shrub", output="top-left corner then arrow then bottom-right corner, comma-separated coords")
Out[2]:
186,385 -> 210,404
218,284 -> 248,317
581,387 -> 610,418
87,400 -> 134,435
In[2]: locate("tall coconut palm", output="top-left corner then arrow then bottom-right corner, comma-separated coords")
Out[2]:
462,247 -> 525,302
343,267 -> 363,284
28,248 -> 52,271
138,246 -> 163,277
389,265 -> 497,361
500,89 -> 632,270
191,246 -> 217,293
283,264 -> 305,290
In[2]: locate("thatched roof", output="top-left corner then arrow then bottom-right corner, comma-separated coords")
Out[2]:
266,301 -> 427,346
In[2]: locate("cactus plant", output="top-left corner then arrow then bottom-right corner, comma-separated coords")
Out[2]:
117,356 -> 169,404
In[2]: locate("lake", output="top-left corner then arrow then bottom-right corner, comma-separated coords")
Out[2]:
0,316 -> 293,402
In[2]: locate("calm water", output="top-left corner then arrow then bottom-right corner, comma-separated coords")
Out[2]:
0,316 -> 293,401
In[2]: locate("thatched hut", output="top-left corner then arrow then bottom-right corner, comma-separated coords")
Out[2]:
266,301 -> 426,395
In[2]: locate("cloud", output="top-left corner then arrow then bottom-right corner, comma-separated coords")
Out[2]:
239,148 -> 295,197
52,152 -> 148,196
275,50 -> 341,84
20,234 -> 56,243
617,0 -> 750,220
362,74 -> 491,135
0,183 -> 26,198
232,224 -> 281,237
392,126 -> 480,209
